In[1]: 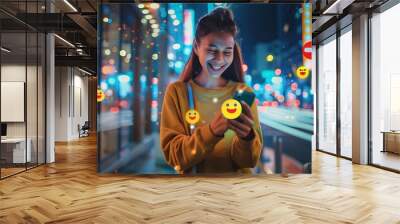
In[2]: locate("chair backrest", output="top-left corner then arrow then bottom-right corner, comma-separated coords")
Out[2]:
82,121 -> 90,129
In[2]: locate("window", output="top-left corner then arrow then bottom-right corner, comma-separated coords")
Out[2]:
370,3 -> 400,171
317,36 -> 337,154
339,28 -> 352,158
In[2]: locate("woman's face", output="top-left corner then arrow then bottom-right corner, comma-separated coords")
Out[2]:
195,32 -> 235,78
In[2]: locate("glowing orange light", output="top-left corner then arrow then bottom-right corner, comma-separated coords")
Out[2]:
264,84 -> 272,92
119,100 -> 129,108
242,64 -> 248,72
291,83 -> 298,91
110,107 -> 119,113
151,100 -> 158,108
102,65 -> 116,75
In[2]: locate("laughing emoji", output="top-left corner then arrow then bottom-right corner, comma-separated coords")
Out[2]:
296,65 -> 310,79
185,109 -> 200,125
221,99 -> 242,120
97,89 -> 105,102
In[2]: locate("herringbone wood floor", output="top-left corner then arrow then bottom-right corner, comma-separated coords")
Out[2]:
1,135 -> 400,224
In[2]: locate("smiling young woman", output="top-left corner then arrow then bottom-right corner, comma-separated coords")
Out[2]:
160,7 -> 263,174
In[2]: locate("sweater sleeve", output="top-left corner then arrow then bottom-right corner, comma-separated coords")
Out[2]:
230,94 -> 263,168
160,83 -> 223,172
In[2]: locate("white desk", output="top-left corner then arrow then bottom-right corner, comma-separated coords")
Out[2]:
1,138 -> 31,163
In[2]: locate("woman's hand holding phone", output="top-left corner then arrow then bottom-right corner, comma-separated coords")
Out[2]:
228,101 -> 255,139
209,111 -> 229,137
209,101 -> 255,139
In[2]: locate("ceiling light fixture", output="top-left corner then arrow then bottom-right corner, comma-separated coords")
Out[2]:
54,34 -> 75,48
78,67 -> 93,76
1,47 -> 11,53
63,0 -> 78,12
322,0 -> 354,15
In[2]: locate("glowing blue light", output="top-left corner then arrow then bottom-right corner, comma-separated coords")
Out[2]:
108,77 -> 116,85
184,47 -> 191,56
152,84 -> 158,99
272,77 -> 282,84
101,81 -> 108,90
244,74 -> 252,82
173,43 -> 181,50
118,75 -> 130,83
244,74 -> 252,86
119,83 -> 130,98
168,53 -> 175,60
140,75 -> 146,83
175,61 -> 184,69
261,70 -> 274,79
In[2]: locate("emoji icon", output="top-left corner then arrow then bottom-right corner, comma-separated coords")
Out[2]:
97,89 -> 105,102
221,99 -> 242,120
296,65 -> 310,79
185,109 -> 200,124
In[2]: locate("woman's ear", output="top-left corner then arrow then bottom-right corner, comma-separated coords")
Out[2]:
193,40 -> 199,55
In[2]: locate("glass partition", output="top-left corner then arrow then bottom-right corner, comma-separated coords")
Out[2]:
0,27 -> 28,178
0,0 -> 46,179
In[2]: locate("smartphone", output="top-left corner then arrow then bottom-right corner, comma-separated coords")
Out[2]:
233,90 -> 255,107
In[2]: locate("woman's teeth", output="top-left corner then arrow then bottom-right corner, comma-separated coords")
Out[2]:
209,63 -> 224,71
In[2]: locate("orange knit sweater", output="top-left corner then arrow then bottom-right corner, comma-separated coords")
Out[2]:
160,79 -> 263,174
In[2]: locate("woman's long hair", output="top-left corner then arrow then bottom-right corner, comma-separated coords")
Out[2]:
179,7 -> 244,83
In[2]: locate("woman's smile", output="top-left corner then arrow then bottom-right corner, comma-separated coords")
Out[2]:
208,63 -> 226,72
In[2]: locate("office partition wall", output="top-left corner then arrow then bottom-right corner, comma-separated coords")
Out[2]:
0,0 -> 47,179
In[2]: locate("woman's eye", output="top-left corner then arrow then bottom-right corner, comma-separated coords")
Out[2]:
207,50 -> 217,54
224,52 -> 232,56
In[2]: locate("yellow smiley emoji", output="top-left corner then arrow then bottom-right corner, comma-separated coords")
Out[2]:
185,109 -> 200,124
296,65 -> 310,79
221,99 -> 242,120
97,89 -> 105,102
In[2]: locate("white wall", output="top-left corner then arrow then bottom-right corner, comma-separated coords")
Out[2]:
1,64 -> 46,164
1,65 -> 41,138
54,67 -> 89,141
55,67 -> 69,141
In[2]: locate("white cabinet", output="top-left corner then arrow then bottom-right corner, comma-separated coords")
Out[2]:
1,138 -> 32,163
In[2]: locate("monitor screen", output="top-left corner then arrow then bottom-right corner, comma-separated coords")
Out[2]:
97,2 -> 313,175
